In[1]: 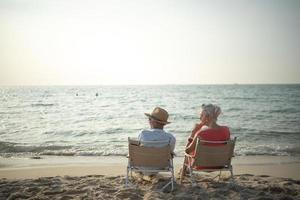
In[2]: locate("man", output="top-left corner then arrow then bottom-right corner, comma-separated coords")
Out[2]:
138,107 -> 176,152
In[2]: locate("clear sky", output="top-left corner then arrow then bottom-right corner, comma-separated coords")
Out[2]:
1,0 -> 299,85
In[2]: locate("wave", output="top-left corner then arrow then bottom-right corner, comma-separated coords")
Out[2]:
172,114 -> 197,120
0,111 -> 22,115
230,128 -> 300,137
236,145 -> 300,157
258,130 -> 300,136
1,142 -> 299,158
0,141 -> 128,157
223,97 -> 256,100
40,151 -> 76,156
2,149 -> 299,158
0,141 -> 72,153
284,146 -> 300,156
68,152 -> 127,157
31,103 -> 55,107
225,108 -> 244,112
268,108 -> 300,114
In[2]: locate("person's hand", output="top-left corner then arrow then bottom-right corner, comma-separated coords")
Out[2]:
187,136 -> 193,143
200,113 -> 209,125
200,118 -> 209,125
187,124 -> 200,146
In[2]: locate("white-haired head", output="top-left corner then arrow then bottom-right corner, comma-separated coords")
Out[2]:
201,104 -> 222,121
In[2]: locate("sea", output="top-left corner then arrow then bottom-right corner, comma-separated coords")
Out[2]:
0,85 -> 300,158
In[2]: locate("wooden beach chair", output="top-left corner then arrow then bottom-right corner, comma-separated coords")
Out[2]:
125,137 -> 175,191
181,137 -> 236,185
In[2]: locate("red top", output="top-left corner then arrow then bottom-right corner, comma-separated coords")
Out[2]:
189,126 -> 231,169
196,126 -> 230,141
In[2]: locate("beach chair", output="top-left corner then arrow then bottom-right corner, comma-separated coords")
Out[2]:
125,137 -> 175,191
181,137 -> 236,185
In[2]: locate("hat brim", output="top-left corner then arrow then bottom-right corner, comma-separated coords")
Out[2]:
144,113 -> 171,124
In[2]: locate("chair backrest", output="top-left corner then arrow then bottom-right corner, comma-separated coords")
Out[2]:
140,139 -> 171,148
193,137 -> 236,167
128,138 -> 172,168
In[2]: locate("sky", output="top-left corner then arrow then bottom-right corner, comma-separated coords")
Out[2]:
0,0 -> 299,85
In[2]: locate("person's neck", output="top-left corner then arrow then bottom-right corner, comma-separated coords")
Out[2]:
152,127 -> 163,130
151,125 -> 164,129
209,121 -> 220,129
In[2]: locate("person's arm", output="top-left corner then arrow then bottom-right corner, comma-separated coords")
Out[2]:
137,129 -> 145,140
186,122 -> 205,147
170,135 -> 176,153
192,123 -> 202,134
185,134 -> 198,154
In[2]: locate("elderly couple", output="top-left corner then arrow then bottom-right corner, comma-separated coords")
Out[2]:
137,104 -> 230,173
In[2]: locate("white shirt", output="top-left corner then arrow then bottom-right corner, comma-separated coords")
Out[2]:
137,128 -> 176,152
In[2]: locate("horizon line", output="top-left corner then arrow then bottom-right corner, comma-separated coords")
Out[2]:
1,83 -> 300,87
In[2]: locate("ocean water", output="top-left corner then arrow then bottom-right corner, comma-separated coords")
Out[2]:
0,85 -> 300,158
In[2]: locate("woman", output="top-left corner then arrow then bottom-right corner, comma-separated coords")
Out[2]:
181,104 -> 230,178
186,104 -> 230,154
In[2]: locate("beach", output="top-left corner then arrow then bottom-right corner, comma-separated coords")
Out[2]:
1,155 -> 300,199
1,85 -> 300,199
1,0 -> 300,197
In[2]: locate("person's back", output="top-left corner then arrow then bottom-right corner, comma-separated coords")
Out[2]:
138,128 -> 176,152
197,126 -> 230,142
192,126 -> 231,159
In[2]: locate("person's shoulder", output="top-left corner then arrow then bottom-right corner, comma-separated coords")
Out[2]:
218,126 -> 231,138
164,130 -> 176,139
139,129 -> 151,135
199,125 -> 210,132
220,126 -> 230,132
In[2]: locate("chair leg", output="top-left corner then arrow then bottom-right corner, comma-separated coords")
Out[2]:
218,171 -> 222,182
171,168 -> 174,191
162,162 -> 175,192
230,167 -> 234,182
180,165 -> 187,184
171,160 -> 174,191
161,169 -> 174,191
188,166 -> 196,186
125,167 -> 129,186
180,156 -> 188,184
185,157 -> 196,186
162,181 -> 172,191
212,172 -> 220,181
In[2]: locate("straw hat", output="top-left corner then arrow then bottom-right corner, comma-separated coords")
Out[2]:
145,107 -> 171,124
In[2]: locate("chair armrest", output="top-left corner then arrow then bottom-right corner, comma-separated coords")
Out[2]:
129,140 -> 140,146
184,153 -> 194,158
170,152 -> 177,158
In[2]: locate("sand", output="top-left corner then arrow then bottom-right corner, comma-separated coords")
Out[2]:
0,156 -> 300,199
1,172 -> 300,199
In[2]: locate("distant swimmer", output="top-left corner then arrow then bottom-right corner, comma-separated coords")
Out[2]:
76,93 -> 78,96
96,93 -> 98,97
